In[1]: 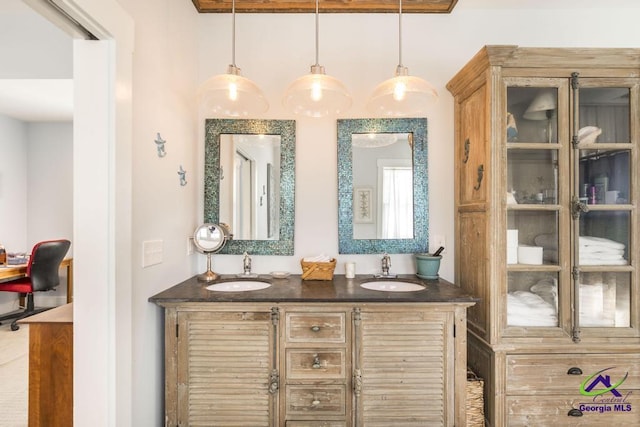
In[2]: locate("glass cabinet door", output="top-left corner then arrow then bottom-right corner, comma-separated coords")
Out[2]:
505,82 -> 568,330
574,82 -> 634,331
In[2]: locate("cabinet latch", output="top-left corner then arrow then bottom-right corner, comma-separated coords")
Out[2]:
571,196 -> 589,219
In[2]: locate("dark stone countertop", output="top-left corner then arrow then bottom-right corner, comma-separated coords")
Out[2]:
149,274 -> 478,306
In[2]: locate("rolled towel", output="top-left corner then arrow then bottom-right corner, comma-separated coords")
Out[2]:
534,233 -> 558,250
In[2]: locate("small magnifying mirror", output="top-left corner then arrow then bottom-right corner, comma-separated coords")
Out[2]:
193,223 -> 230,282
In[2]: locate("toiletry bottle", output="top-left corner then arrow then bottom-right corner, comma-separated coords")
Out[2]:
589,185 -> 597,204
0,245 -> 6,266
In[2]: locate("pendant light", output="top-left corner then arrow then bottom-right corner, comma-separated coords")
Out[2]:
198,0 -> 268,117
282,0 -> 351,118
367,0 -> 438,116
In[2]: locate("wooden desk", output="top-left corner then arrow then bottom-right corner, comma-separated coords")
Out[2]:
19,303 -> 73,427
0,258 -> 74,303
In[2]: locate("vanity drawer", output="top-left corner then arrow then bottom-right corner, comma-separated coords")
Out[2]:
507,394 -> 638,426
286,422 -> 347,427
285,312 -> 346,343
286,385 -> 346,417
286,349 -> 346,380
507,354 -> 640,393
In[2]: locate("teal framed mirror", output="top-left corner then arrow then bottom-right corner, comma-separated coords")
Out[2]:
337,118 -> 428,254
204,119 -> 296,255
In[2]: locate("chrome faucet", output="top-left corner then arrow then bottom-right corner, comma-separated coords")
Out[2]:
375,253 -> 397,278
381,253 -> 391,275
237,252 -> 257,278
243,251 -> 252,275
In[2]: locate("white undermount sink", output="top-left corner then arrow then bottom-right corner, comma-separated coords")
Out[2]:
206,281 -> 271,292
360,280 -> 425,292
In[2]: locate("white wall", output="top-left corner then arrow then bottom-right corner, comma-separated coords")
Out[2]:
0,115 -> 28,250
0,114 -> 28,314
27,122 -> 73,305
113,0 -> 199,425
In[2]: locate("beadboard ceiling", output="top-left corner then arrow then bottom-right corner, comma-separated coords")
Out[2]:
190,0 -> 458,13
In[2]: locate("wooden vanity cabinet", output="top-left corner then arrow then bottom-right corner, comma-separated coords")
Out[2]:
159,302 -> 469,426
448,46 -> 640,426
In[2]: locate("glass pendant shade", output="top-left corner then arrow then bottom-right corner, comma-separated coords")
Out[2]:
282,0 -> 351,118
283,65 -> 352,118
198,0 -> 268,117
368,65 -> 438,116
367,0 -> 438,117
198,65 -> 268,117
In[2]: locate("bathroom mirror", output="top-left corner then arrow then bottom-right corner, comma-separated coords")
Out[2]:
337,118 -> 428,254
204,119 -> 296,255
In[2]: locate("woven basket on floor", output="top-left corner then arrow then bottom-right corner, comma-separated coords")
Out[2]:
466,369 -> 485,426
300,258 -> 336,280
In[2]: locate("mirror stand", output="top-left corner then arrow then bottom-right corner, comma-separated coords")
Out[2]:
198,252 -> 218,282
193,223 -> 229,282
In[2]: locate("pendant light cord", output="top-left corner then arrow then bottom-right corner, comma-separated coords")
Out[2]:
398,0 -> 403,68
231,0 -> 236,67
314,0 -> 320,66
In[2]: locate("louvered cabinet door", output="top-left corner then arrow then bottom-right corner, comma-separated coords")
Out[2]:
176,310 -> 277,426
354,308 -> 455,427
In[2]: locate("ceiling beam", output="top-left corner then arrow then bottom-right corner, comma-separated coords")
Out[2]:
191,0 -> 458,13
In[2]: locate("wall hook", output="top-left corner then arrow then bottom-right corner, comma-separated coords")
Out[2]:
178,165 -> 187,186
155,133 -> 167,157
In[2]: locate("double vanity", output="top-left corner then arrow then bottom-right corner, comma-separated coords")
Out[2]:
150,275 -> 476,426
149,116 -> 477,425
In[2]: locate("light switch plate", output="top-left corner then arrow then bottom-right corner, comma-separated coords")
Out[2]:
187,236 -> 194,255
142,239 -> 163,268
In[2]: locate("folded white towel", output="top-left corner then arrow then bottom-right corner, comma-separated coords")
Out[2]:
303,254 -> 332,263
507,291 -> 557,327
579,246 -> 625,255
579,257 -> 627,266
579,236 -> 625,250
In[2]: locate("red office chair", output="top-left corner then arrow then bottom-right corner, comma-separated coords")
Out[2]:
0,239 -> 71,331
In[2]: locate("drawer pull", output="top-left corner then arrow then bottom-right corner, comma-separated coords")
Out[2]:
568,408 -> 583,417
312,355 -> 322,369
567,367 -> 583,375
310,325 -> 321,332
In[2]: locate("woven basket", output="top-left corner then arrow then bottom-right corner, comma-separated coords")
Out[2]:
300,258 -> 336,280
466,369 -> 485,427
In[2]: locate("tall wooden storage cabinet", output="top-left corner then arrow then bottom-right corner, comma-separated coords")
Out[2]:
447,46 -> 640,426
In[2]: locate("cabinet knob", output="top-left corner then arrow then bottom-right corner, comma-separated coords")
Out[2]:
312,355 -> 322,369
311,399 -> 321,406
568,408 -> 583,417
567,367 -> 583,375
310,325 -> 321,332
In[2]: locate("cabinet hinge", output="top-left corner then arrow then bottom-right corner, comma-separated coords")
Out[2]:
271,307 -> 280,325
571,72 -> 580,90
